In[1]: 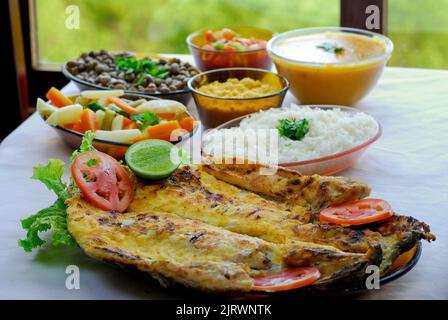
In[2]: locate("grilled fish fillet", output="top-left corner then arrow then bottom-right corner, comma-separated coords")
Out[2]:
202,160 -> 371,216
67,196 -> 373,291
129,165 -> 378,254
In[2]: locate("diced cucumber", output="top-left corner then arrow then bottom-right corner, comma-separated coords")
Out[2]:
101,109 -> 116,130
36,98 -> 57,119
111,115 -> 124,131
95,129 -> 142,143
46,104 -> 83,126
81,90 -> 124,100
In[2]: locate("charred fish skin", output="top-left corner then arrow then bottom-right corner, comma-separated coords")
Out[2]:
202,160 -> 371,216
370,215 -> 435,274
130,166 -> 381,255
66,196 -> 376,291
66,196 -> 289,292
129,167 -> 382,285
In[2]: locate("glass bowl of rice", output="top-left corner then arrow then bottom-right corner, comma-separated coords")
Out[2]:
202,105 -> 382,175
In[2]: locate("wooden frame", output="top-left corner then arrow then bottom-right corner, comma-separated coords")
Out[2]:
340,0 -> 388,34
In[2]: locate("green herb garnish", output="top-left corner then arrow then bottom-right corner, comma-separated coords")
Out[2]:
86,102 -> 105,112
277,118 -> 310,141
115,57 -> 170,80
130,112 -> 160,130
107,104 -> 129,117
19,132 -> 97,252
316,42 -> 344,54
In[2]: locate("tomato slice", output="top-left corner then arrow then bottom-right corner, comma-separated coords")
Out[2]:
71,151 -> 134,212
319,198 -> 393,226
252,267 -> 320,292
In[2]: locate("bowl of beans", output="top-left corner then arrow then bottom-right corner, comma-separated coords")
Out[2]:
63,50 -> 200,105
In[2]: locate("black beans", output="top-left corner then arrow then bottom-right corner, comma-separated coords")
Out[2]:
66,50 -> 198,93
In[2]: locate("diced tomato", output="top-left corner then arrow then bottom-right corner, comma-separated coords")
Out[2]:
204,30 -> 213,42
80,109 -> 99,133
202,44 -> 215,51
252,267 -> 320,292
46,87 -> 72,107
71,151 -> 134,212
319,199 -> 394,226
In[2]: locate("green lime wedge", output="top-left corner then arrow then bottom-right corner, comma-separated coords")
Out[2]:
125,139 -> 182,180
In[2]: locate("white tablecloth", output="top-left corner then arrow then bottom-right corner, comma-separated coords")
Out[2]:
0,64 -> 447,299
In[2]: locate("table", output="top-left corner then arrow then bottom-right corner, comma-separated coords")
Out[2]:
0,64 -> 447,299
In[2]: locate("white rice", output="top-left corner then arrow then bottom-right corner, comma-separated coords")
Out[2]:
203,104 -> 378,164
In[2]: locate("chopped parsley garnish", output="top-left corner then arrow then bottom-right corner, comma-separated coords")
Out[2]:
107,104 -> 129,117
86,102 -> 105,112
114,57 -> 170,80
277,118 -> 310,141
316,42 -> 345,54
130,112 -> 160,130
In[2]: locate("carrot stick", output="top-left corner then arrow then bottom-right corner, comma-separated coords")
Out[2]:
179,117 -> 195,132
144,120 -> 180,141
156,112 -> 176,120
46,87 -> 72,107
107,97 -> 138,115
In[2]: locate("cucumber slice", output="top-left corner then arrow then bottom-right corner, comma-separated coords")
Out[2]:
95,110 -> 105,128
101,109 -> 116,130
136,99 -> 187,115
37,98 -> 57,119
111,115 -> 124,131
95,129 -> 142,143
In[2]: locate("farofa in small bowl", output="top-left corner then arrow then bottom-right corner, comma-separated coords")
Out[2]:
197,77 -> 280,98
188,68 -> 289,128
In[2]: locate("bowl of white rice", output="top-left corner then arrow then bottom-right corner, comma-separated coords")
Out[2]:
202,104 -> 381,175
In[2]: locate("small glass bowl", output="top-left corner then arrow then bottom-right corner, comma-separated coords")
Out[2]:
204,105 -> 382,175
267,27 -> 393,105
40,93 -> 198,159
188,68 -> 289,128
186,26 -> 274,71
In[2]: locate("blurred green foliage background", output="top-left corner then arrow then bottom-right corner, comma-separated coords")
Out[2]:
36,0 -> 448,69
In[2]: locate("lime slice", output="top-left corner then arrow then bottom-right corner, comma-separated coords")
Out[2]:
125,139 -> 182,180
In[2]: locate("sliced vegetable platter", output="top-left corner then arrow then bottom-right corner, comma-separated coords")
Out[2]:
38,87 -> 197,157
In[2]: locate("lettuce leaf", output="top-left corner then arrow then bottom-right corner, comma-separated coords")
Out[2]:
70,130 -> 96,163
19,131 -> 96,252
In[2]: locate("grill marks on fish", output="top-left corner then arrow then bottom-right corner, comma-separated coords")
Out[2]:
66,160 -> 435,291
66,196 -> 373,291
202,162 -> 371,217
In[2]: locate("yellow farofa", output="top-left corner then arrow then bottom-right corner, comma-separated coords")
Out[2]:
198,77 -> 278,98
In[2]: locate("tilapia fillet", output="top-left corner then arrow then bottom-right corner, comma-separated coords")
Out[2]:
129,165 -> 379,254
130,163 -> 434,275
66,196 -> 373,292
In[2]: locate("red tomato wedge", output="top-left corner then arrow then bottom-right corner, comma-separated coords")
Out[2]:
71,151 -> 134,212
319,198 -> 393,226
252,267 -> 320,292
